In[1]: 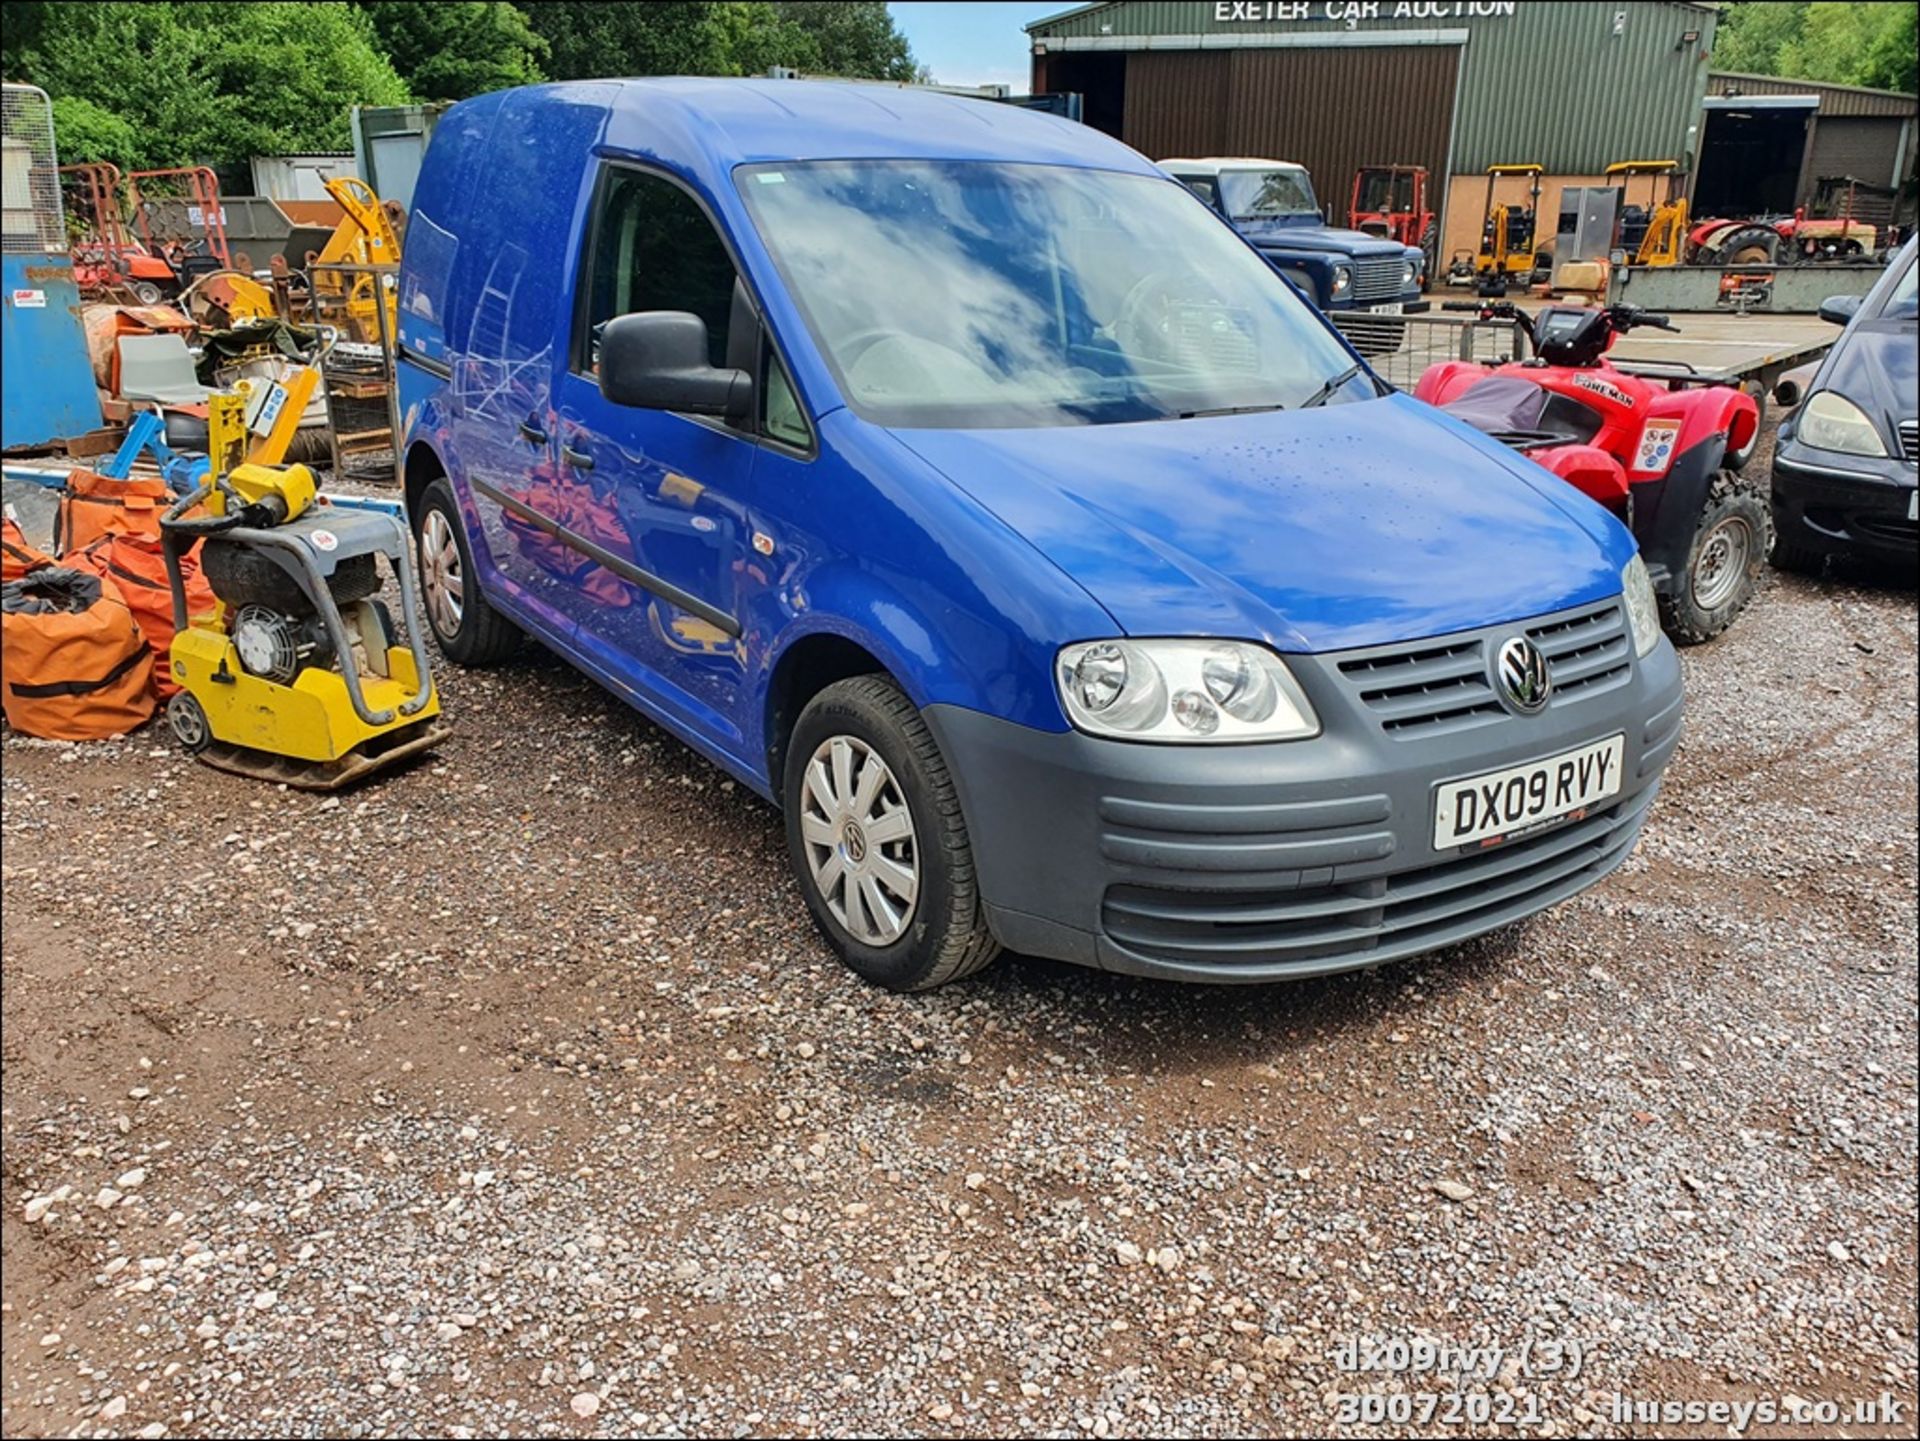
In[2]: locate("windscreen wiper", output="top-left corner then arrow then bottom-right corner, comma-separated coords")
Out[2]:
1298,362 -> 1372,409
1177,402 -> 1288,420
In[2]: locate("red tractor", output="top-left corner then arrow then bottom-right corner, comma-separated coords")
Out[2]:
1350,164 -> 1436,283
1414,302 -> 1768,643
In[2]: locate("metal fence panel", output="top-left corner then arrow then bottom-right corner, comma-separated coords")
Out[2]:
1328,312 -> 1531,391
2,84 -> 66,254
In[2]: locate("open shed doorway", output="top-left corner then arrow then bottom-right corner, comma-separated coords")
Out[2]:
1695,96 -> 1816,217
1032,52 -> 1124,139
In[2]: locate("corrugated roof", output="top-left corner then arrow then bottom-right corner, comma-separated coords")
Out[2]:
1707,71 -> 1917,120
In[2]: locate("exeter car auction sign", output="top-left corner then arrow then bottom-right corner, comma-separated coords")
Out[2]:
1214,1 -> 1518,22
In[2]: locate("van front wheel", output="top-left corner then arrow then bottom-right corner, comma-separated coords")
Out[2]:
784,676 -> 1001,991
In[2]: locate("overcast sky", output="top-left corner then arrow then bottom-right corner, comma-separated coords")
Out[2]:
887,2 -> 1063,90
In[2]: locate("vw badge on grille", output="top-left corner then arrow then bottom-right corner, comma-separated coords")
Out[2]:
1495,636 -> 1553,715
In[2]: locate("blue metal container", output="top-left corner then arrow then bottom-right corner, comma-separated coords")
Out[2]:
3,82 -> 105,450
2,253 -> 103,448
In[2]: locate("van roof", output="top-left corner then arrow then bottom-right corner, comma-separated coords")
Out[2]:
569,77 -> 1161,174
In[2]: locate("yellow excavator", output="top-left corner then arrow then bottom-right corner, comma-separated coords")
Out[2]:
1606,160 -> 1688,268
304,176 -> 403,345
1454,164 -> 1546,294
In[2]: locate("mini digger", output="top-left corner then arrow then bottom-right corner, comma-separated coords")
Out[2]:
158,415 -> 447,788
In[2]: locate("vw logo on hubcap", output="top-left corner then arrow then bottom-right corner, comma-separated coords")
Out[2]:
1495,636 -> 1553,715
841,820 -> 869,865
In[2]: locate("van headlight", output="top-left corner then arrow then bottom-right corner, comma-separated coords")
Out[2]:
1798,391 -> 1886,457
1622,555 -> 1661,658
1330,265 -> 1353,298
1056,640 -> 1320,743
1404,256 -> 1421,287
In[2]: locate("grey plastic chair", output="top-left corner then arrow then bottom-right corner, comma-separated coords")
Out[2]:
116,334 -> 210,405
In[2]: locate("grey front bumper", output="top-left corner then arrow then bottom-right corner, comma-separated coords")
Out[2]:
926,599 -> 1685,983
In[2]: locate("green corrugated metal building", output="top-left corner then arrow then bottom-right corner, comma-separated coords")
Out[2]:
1027,1 -> 1722,262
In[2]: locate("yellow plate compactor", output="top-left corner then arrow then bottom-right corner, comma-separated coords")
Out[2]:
159,463 -> 448,788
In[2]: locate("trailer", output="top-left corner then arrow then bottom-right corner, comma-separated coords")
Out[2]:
1606,260 -> 1886,316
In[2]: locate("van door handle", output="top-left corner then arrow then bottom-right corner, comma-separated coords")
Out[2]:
519,420 -> 548,445
561,444 -> 594,471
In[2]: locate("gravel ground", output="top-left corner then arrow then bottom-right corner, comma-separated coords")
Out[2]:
3,450 -> 1916,1438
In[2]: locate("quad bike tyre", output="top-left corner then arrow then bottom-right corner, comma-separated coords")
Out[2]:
1660,471 -> 1772,644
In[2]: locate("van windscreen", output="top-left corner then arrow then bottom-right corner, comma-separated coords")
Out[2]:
737,160 -> 1366,430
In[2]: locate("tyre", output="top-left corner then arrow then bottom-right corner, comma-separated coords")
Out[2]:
1659,471 -> 1772,644
783,675 -> 1001,992
167,691 -> 211,754
1717,226 -> 1779,266
201,542 -> 378,615
1769,533 -> 1827,577
413,476 -> 518,666
129,280 -> 165,306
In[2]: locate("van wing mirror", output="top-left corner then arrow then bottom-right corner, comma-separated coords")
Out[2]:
1816,294 -> 1862,326
599,311 -> 752,420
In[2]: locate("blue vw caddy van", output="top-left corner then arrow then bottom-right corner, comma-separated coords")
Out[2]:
397,80 -> 1685,991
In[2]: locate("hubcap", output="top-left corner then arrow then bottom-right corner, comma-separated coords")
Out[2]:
420,509 -> 464,639
1692,514 -> 1754,611
800,735 -> 918,947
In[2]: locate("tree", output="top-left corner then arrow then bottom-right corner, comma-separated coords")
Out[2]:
1712,2 -> 1808,77
1713,2 -> 1917,92
1,1 -> 57,81
356,2 -> 545,102
48,95 -> 138,170
528,2 -> 742,82
770,2 -> 917,81
1857,2 -> 1918,93
12,2 -> 409,168
524,0 -> 919,83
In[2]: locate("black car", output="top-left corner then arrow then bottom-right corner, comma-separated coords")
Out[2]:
1771,236 -> 1918,572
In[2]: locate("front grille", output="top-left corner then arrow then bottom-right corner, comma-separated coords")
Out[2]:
1350,254 -> 1407,303
1339,636 -> 1501,735
1170,301 -> 1259,373
1527,603 -> 1632,700
1101,786 -> 1655,972
1336,601 -> 1631,738
1899,418 -> 1917,461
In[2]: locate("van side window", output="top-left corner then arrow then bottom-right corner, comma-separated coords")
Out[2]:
582,168 -> 736,371
762,354 -> 809,449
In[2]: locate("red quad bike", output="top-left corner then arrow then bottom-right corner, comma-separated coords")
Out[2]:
1415,302 -> 1769,643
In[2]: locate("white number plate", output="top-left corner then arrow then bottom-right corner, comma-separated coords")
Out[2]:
1433,735 -> 1625,851
1365,301 -> 1404,315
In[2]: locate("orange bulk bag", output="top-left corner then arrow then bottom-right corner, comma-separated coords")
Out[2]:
1,568 -> 155,740
54,470 -> 174,555
74,532 -> 214,699
3,516 -> 54,583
